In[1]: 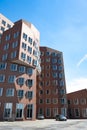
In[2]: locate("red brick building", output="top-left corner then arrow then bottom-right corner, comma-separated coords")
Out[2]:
0,14 -> 67,121
0,18 -> 40,121
36,47 -> 67,118
67,89 -> 87,119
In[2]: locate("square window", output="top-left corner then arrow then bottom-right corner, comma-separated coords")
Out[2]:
27,46 -> 32,54
46,98 -> 51,104
10,64 -> 18,71
6,88 -> 14,97
3,43 -> 9,50
11,51 -> 17,59
18,78 -> 25,85
22,42 -> 27,50
59,80 -> 64,87
14,32 -> 19,38
27,68 -> 33,75
12,41 -> 18,48
27,56 -> 32,64
6,34 -> 10,41
19,66 -> 25,73
17,90 -> 24,98
39,99 -> 44,104
27,79 -> 33,87
7,24 -> 11,29
26,91 -> 33,99
23,33 -> 27,41
33,59 -> 37,66
52,65 -> 57,70
52,73 -> 57,78
21,52 -> 26,61
8,75 -> 16,83
1,26 -> 5,32
52,59 -> 57,63
28,37 -> 32,44
2,20 -> 6,26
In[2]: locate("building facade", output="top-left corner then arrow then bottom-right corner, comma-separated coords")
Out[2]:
36,47 -> 67,119
0,13 -> 14,43
67,89 -> 87,119
0,16 -> 40,120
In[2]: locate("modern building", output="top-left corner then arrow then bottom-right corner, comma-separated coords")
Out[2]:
0,15 -> 40,120
36,47 -> 67,119
67,89 -> 87,119
0,14 -> 67,121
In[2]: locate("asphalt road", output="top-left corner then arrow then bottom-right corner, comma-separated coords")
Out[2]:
0,119 -> 87,130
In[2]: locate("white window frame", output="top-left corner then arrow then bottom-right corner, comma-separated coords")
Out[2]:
27,91 -> 33,99
10,64 -> 18,71
19,66 -> 26,73
18,77 -> 25,85
6,88 -> 14,97
27,68 -> 33,75
17,90 -> 24,98
21,52 -> 26,61
16,103 -> 24,119
8,75 -> 16,83
4,103 -> 12,119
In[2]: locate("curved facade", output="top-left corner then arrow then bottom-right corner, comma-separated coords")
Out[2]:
0,17 -> 40,121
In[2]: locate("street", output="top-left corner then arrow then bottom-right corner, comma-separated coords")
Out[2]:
0,119 -> 87,130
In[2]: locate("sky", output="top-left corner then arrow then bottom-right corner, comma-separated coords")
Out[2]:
0,0 -> 87,93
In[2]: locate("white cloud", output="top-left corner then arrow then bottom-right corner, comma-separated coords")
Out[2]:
77,54 -> 87,67
66,77 -> 87,93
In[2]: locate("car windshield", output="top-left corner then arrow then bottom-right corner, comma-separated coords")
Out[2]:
56,115 -> 59,117
60,115 -> 64,118
38,114 -> 44,116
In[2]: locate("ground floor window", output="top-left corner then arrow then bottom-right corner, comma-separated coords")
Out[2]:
53,108 -> 58,117
82,108 -> 87,117
27,104 -> 33,118
46,108 -> 51,117
4,103 -> 12,118
68,108 -> 72,118
74,108 -> 80,117
16,103 -> 24,118
61,107 -> 67,116
38,108 -> 44,115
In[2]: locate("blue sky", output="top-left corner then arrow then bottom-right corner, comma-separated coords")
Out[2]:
0,0 -> 87,93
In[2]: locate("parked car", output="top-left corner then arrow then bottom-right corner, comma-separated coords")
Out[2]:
55,114 -> 67,121
37,114 -> 44,120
